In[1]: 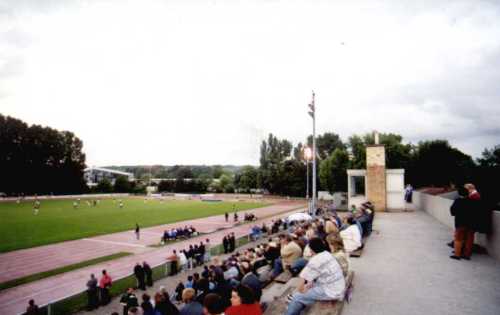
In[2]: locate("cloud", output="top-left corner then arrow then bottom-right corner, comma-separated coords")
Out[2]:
1,0 -> 499,165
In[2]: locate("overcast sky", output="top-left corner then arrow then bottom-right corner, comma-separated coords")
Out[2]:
1,0 -> 499,166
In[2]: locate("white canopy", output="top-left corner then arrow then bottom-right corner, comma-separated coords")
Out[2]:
287,212 -> 313,222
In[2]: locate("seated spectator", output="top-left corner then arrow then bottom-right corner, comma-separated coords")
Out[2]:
212,273 -> 232,310
285,238 -> 346,315
273,234 -> 302,277
185,275 -> 195,289
141,293 -> 154,315
251,251 -> 268,273
195,278 -> 211,304
226,284 -> 262,315
354,207 -> 372,237
175,282 -> 185,302
224,262 -> 240,281
339,217 -> 362,253
264,241 -> 280,266
325,233 -> 350,277
154,290 -> 179,315
325,219 -> 338,235
180,288 -> 203,315
203,293 -> 225,315
240,262 -> 262,302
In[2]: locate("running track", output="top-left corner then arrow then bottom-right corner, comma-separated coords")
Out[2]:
0,200 -> 305,315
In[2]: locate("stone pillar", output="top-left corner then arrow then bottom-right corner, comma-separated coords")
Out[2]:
366,145 -> 386,212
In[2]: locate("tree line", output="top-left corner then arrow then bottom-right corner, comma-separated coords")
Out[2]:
257,132 -> 499,207
0,114 -> 86,195
1,114 -> 498,207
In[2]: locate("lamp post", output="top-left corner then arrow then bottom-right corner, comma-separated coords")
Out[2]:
308,91 -> 317,212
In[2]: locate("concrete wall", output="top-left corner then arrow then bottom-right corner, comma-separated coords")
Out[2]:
413,191 -> 500,261
386,169 -> 405,211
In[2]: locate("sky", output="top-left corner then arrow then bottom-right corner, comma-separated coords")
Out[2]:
1,0 -> 499,166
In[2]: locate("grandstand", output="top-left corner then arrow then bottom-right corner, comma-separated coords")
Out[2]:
84,167 -> 134,187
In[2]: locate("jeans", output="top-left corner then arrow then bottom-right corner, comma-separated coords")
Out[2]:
285,286 -> 335,315
290,258 -> 308,276
271,257 -> 283,278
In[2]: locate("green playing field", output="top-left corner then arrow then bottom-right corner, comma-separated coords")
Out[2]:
0,197 -> 267,253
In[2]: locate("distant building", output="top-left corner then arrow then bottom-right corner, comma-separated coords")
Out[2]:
84,167 -> 134,187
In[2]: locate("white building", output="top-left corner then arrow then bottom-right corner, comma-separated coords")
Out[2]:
84,167 -> 134,187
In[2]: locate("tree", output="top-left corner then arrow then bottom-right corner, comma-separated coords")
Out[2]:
114,176 -> 132,193
259,133 -> 292,194
95,179 -> 113,193
347,135 -> 366,169
277,159 -> 306,196
235,166 -> 258,192
0,114 -> 87,195
307,132 -> 345,160
219,174 -> 234,193
410,140 -> 475,187
319,148 -> 349,193
477,145 -> 500,167
212,165 -> 224,179
158,180 -> 175,192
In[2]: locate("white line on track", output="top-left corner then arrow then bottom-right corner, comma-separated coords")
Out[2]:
82,238 -> 147,248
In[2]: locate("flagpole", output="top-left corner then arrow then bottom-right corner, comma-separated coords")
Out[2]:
312,91 -> 317,212
308,91 -> 317,213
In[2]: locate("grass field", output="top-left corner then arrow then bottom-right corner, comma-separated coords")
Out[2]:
0,198 -> 268,253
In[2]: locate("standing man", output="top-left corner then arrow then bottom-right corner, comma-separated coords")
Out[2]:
86,273 -> 99,310
135,223 -> 140,240
26,299 -> 39,315
223,235 -> 229,254
143,261 -> 153,287
234,212 -> 238,223
229,232 -> 236,252
134,262 -> 146,290
99,270 -> 112,305
204,238 -> 211,263
167,250 -> 179,275
225,212 -> 229,222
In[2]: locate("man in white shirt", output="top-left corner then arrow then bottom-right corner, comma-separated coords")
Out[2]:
286,237 -> 346,315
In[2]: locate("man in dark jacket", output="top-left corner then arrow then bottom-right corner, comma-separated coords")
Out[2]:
143,261 -> 153,287
86,273 -> 99,310
450,187 -> 474,260
229,233 -> 236,252
223,235 -> 229,254
134,263 -> 146,290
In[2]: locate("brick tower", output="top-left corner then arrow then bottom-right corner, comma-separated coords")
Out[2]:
366,132 -> 387,211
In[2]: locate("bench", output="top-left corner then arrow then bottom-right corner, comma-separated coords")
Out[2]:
263,271 -> 354,315
274,270 -> 293,284
305,272 -> 355,315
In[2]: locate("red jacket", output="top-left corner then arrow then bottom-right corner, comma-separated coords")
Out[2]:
225,303 -> 262,315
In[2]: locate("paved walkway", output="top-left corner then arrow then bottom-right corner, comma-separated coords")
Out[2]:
344,210 -> 500,315
0,201 -> 304,315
